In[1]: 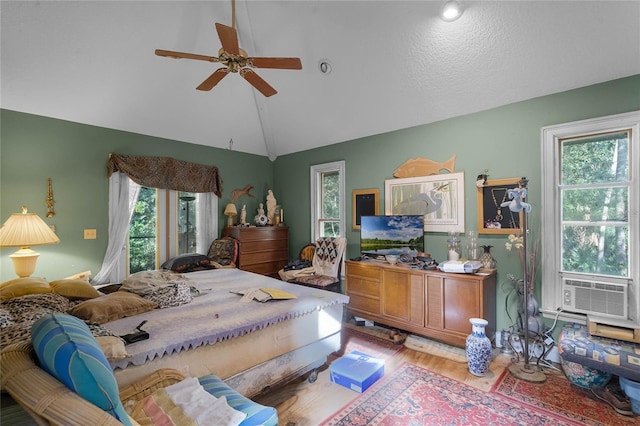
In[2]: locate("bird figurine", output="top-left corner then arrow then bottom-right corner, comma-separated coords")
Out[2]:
501,187 -> 531,213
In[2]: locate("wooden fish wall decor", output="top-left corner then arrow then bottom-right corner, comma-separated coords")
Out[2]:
393,154 -> 457,178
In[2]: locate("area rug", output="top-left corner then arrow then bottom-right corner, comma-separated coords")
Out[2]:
335,325 -> 405,361
493,369 -> 637,426
320,362 -> 634,425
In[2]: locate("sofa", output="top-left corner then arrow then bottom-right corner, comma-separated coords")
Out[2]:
0,312 -> 277,425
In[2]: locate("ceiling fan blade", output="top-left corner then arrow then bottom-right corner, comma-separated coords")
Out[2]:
155,49 -> 220,63
215,23 -> 240,55
249,57 -> 302,70
240,69 -> 277,97
196,68 -> 229,91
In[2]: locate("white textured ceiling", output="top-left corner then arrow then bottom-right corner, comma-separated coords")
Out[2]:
2,1 -> 639,160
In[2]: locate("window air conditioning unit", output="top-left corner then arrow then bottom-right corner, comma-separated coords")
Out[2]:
562,278 -> 627,319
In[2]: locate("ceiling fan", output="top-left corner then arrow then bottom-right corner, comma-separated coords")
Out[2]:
155,0 -> 302,97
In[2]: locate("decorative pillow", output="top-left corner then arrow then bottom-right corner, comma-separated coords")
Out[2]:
207,237 -> 239,266
161,253 -> 213,272
0,293 -> 71,350
96,336 -> 131,361
0,308 -> 14,328
97,283 -> 122,294
49,279 -> 101,300
0,277 -> 52,302
1,292 -> 70,315
294,274 -> 339,288
31,313 -> 131,425
120,270 -> 191,296
69,291 -> 157,324
140,282 -> 193,309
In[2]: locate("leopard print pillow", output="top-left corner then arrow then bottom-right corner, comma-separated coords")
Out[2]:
0,308 -> 14,328
0,293 -> 116,350
140,282 -> 192,309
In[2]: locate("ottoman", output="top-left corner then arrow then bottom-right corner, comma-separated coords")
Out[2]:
558,323 -> 640,387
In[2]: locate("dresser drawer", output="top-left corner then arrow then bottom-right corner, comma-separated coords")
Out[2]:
346,276 -> 380,297
348,294 -> 380,314
240,239 -> 288,253
346,262 -> 381,280
240,249 -> 288,265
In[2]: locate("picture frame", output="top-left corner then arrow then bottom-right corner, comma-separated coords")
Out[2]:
384,172 -> 465,232
352,189 -> 379,230
477,177 -> 524,234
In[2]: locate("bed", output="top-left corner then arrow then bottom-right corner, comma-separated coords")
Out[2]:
1,267 -> 349,398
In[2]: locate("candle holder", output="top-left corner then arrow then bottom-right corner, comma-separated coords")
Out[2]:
447,231 -> 461,261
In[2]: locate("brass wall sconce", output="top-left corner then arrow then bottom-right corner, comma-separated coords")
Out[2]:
45,178 -> 55,218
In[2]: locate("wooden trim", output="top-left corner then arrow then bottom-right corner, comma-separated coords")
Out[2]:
352,189 -> 379,230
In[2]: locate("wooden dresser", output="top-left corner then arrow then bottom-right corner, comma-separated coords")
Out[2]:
345,260 -> 496,347
222,226 -> 289,278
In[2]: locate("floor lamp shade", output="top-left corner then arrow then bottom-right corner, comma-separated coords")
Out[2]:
0,206 -> 60,277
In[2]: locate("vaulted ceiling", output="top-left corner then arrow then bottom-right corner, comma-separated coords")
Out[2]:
2,1 -> 639,160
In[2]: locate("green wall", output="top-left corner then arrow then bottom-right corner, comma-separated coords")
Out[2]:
1,74 -> 639,336
0,110 -> 275,282
273,74 -> 640,335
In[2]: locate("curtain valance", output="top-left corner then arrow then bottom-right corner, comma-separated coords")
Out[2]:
107,153 -> 222,197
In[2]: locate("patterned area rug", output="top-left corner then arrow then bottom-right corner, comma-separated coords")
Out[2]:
321,363 -> 634,425
494,369 -> 637,426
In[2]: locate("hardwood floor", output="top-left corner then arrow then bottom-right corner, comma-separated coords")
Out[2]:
0,326 -> 549,426
253,328 -> 514,426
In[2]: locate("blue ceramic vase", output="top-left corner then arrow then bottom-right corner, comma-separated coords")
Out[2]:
466,318 -> 492,376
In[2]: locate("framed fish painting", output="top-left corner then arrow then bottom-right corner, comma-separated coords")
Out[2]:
385,172 -> 465,232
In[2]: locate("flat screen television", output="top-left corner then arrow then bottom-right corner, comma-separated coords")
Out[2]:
360,215 -> 425,257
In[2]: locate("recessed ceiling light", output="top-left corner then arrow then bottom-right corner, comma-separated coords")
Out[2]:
441,1 -> 463,22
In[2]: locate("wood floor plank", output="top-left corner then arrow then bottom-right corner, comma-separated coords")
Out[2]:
253,329 -> 515,426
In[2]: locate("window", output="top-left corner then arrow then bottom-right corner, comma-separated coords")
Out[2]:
310,161 -> 345,241
127,185 -> 218,274
129,187 -> 157,273
541,111 -> 639,324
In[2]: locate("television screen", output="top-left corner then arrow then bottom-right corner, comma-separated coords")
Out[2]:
360,215 -> 425,257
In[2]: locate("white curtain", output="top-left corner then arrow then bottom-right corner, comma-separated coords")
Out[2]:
195,192 -> 218,254
92,172 -> 140,285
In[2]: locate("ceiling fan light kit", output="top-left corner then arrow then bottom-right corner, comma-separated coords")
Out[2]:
156,2 -> 302,97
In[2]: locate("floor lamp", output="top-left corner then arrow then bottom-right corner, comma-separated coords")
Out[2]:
0,206 -> 60,278
505,178 -> 546,383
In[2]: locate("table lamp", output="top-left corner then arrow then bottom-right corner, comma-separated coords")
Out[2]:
224,203 -> 237,227
0,206 -> 60,277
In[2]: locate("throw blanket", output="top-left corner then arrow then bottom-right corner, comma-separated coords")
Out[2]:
131,377 -> 246,426
313,237 -> 346,277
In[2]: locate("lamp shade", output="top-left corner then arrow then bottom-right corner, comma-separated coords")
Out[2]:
223,203 -> 237,228
0,206 -> 60,247
223,203 -> 237,216
0,206 -> 60,277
